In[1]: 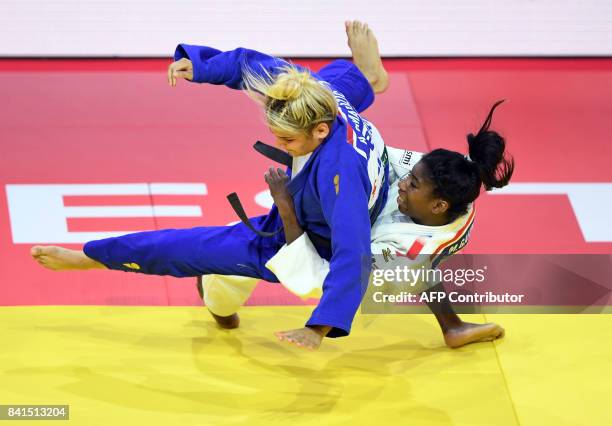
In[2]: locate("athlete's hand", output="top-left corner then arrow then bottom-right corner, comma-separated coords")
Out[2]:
264,167 -> 292,207
167,58 -> 194,87
275,326 -> 330,350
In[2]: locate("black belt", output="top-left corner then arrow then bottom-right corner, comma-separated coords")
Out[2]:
226,141 -> 291,238
253,141 -> 292,167
226,141 -> 333,250
226,192 -> 282,237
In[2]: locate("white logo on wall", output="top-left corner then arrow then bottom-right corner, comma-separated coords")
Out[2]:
6,183 -> 207,243
489,183 -> 612,242
5,182 -> 612,244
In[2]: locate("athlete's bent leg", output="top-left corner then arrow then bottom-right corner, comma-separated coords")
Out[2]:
345,20 -> 389,94
423,282 -> 505,348
197,274 -> 259,329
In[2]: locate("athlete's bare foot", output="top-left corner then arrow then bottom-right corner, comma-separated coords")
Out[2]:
443,322 -> 505,348
209,311 -> 240,329
345,20 -> 389,94
30,246 -> 105,271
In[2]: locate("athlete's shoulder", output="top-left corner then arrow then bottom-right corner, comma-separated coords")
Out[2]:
387,146 -> 424,180
318,119 -> 358,157
428,206 -> 476,267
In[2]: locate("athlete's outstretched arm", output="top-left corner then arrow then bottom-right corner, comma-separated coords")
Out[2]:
274,150 -> 372,349
168,45 -> 288,89
264,167 -> 335,349
308,148 -> 373,337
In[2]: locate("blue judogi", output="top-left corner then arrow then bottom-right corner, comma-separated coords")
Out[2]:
84,46 -> 389,337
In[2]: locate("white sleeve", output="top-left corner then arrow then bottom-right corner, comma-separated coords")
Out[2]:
264,233 -> 328,299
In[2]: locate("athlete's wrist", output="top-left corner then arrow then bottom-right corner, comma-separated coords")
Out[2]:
276,201 -> 297,222
307,325 -> 332,337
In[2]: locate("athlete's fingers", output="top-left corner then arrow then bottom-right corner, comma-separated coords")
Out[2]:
278,335 -> 292,344
267,166 -> 278,180
169,62 -> 183,86
268,167 -> 278,179
264,170 -> 273,184
167,63 -> 173,87
173,71 -> 189,81
272,168 -> 285,182
169,62 -> 182,87
275,330 -> 293,340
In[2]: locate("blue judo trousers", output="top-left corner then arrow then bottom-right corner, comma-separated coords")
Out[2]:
84,45 -> 389,337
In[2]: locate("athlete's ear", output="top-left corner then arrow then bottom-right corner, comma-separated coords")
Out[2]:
431,199 -> 449,215
312,122 -> 330,141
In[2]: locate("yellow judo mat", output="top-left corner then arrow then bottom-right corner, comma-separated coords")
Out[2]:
1,306 -> 610,425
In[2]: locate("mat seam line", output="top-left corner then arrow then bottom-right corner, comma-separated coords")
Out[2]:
484,313 -> 522,426
405,72 -> 522,425
403,71 -> 432,153
147,183 -> 171,306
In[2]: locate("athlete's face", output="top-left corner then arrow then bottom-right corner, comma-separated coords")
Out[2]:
271,123 -> 330,157
397,161 -> 449,225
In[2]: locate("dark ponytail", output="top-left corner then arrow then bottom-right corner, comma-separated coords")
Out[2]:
421,100 -> 514,221
467,100 -> 514,190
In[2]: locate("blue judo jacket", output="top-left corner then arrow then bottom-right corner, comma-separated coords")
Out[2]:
174,45 -> 389,337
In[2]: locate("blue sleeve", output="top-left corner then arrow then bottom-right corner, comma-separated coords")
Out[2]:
174,44 -> 289,90
306,145 -> 373,337
316,59 -> 375,113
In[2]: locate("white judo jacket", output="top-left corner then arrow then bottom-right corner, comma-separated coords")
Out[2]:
265,147 -> 476,299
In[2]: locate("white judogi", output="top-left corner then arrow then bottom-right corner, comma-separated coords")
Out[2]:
202,147 -> 475,314
265,147 -> 475,298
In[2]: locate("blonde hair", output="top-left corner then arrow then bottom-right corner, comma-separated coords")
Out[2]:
243,64 -> 338,136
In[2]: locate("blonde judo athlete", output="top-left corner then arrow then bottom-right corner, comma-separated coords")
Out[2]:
31,22 -> 391,349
